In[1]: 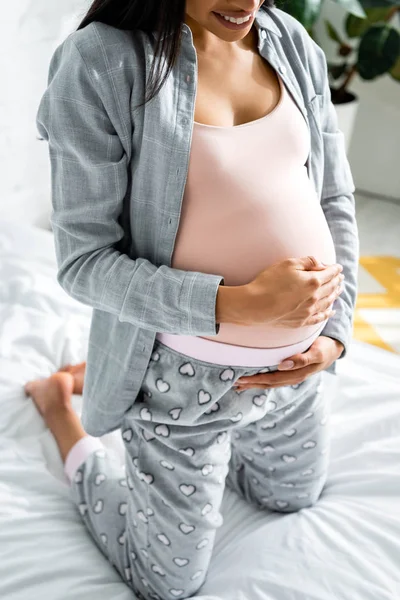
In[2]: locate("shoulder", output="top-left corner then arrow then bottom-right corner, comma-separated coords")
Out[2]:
45,20 -> 146,118
52,21 -> 143,82
68,20 -> 137,57
43,22 -> 139,143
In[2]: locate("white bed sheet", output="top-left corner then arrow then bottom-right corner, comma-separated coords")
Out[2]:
0,218 -> 399,600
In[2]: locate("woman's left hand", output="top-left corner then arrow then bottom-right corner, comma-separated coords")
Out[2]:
234,336 -> 344,391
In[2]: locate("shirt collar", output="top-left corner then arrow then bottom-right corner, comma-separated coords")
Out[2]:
154,7 -> 282,42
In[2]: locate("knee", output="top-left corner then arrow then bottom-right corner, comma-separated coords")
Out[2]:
167,577 -> 206,600
131,568 -> 207,600
268,474 -> 328,514
185,579 -> 207,599
274,497 -> 316,513
141,580 -> 205,600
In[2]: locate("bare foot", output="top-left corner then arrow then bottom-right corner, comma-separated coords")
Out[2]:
57,361 -> 86,395
24,372 -> 75,420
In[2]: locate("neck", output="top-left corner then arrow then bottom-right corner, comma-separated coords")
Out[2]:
185,15 -> 259,57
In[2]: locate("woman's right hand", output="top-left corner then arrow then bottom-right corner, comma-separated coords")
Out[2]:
242,256 -> 344,328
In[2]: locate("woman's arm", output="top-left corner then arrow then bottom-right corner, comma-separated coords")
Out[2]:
311,42 -> 360,374
36,36 -> 224,336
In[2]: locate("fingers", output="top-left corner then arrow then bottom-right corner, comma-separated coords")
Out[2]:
299,268 -> 345,326
299,278 -> 343,326
301,265 -> 342,292
307,277 -> 345,325
297,256 -> 326,271
319,273 -> 345,301
315,263 -> 343,285
236,364 -> 319,388
305,307 -> 336,326
278,343 -> 322,370
296,257 -> 343,278
315,283 -> 344,313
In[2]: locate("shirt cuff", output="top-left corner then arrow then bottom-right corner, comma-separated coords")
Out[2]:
181,272 -> 225,335
64,435 -> 104,484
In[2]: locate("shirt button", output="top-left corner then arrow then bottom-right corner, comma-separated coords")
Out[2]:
279,65 -> 286,74
186,75 -> 190,83
261,30 -> 267,39
182,117 -> 188,125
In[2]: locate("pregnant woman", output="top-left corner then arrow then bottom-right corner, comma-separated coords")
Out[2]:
27,1 -> 359,599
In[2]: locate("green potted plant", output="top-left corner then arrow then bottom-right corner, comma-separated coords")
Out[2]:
280,0 -> 400,148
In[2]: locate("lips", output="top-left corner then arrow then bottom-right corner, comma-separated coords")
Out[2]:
214,10 -> 254,18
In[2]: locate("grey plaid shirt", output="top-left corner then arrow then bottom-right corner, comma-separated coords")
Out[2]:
36,6 -> 359,437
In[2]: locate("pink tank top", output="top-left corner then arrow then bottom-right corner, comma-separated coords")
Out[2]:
156,72 -> 336,367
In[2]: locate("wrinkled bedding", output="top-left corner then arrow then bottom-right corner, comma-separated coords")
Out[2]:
1,218 -> 399,600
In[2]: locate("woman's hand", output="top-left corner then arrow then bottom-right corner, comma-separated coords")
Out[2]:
242,256 -> 344,328
233,336 -> 344,391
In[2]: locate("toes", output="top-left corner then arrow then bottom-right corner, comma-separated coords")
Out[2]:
57,362 -> 85,374
57,364 -> 73,373
24,380 -> 39,397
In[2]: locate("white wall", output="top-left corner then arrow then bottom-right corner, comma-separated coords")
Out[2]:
313,0 -> 400,201
0,1 -> 87,230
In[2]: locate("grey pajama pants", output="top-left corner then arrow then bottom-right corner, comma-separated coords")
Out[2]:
70,338 -> 331,600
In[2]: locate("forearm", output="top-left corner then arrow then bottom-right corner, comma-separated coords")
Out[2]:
56,241 -> 224,336
37,36 -> 225,338
215,283 -> 249,327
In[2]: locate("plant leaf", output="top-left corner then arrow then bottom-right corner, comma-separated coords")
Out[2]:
359,0 -> 399,8
281,0 -> 323,29
357,24 -> 400,79
365,7 -> 397,23
331,0 -> 366,19
325,20 -> 344,43
346,14 -> 370,37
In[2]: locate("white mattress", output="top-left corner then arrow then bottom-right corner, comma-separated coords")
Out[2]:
1,218 -> 399,600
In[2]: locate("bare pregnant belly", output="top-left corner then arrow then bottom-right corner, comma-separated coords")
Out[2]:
172,170 -> 337,348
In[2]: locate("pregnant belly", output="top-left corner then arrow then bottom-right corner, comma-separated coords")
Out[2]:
172,177 -> 337,348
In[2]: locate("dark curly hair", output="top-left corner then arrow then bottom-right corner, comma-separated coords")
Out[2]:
76,1 -> 277,109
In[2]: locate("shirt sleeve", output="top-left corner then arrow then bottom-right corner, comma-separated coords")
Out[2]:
36,36 -> 224,336
310,41 -> 360,375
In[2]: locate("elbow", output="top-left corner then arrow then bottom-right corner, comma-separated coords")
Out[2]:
56,265 -> 72,294
54,246 -> 116,309
55,262 -> 98,311
55,256 -> 90,304
56,261 -> 79,300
